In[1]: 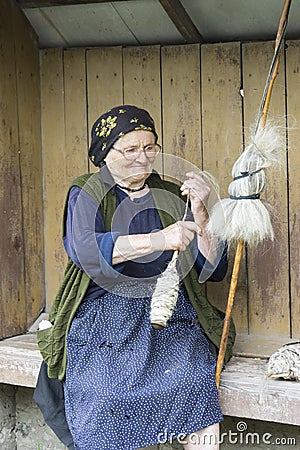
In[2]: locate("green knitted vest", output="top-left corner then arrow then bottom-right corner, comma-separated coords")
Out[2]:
37,171 -> 235,380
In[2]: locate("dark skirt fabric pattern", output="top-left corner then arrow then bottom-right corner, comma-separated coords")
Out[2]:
64,281 -> 223,450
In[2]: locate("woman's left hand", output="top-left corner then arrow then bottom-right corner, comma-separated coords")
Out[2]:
180,172 -> 210,227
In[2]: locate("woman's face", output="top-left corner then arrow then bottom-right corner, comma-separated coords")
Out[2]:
104,130 -> 157,186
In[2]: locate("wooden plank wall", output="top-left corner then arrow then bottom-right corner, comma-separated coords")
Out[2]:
40,42 -> 300,343
286,41 -> 300,339
0,0 -> 44,339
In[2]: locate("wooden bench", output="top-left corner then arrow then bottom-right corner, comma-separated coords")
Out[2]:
0,332 -> 299,426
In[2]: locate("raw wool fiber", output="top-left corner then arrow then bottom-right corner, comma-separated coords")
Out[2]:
207,121 -> 286,247
150,189 -> 193,329
150,251 -> 179,329
268,343 -> 300,381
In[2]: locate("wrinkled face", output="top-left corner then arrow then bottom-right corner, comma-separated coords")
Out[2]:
104,130 -> 157,185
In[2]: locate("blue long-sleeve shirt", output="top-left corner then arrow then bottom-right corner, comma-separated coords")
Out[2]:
64,186 -> 228,299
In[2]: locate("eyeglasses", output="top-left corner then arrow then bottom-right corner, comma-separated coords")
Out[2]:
111,143 -> 161,161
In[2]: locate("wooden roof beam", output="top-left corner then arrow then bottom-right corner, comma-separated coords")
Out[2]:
159,0 -> 204,43
17,0 -> 129,7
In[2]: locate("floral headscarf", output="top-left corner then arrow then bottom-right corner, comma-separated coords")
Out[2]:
88,105 -> 158,167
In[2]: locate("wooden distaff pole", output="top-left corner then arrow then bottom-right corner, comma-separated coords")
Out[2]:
215,0 -> 292,388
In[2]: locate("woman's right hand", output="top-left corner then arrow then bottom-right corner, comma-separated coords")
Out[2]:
113,221 -> 202,265
153,221 -> 202,252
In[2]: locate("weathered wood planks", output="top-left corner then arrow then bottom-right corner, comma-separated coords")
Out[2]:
242,41 -> 289,337
201,42 -> 247,333
0,0 -> 44,338
286,40 -> 300,339
40,48 -> 68,306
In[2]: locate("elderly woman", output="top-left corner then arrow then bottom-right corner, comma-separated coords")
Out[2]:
41,105 -> 235,450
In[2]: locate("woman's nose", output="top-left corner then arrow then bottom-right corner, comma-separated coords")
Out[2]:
135,149 -> 149,162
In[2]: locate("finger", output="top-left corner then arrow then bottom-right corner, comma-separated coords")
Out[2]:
180,183 -> 194,195
185,171 -> 209,186
180,220 -> 197,231
181,221 -> 203,235
182,229 -> 197,247
181,232 -> 196,250
180,187 -> 191,196
181,177 -> 196,187
185,172 -> 205,185
185,171 -> 195,178
182,183 -> 210,202
186,171 -> 206,182
182,234 -> 193,249
181,179 -> 208,194
196,226 -> 203,236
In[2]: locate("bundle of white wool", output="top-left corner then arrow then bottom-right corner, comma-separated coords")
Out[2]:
208,122 -> 285,247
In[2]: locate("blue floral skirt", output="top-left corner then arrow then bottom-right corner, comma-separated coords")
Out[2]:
64,281 -> 222,450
